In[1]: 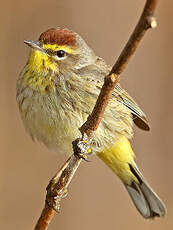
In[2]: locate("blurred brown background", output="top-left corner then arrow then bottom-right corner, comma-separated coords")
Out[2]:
1,0 -> 172,229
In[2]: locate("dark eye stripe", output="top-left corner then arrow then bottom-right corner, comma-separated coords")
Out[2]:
46,49 -> 56,55
45,49 -> 67,58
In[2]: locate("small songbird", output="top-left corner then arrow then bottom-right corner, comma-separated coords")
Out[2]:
16,28 -> 166,218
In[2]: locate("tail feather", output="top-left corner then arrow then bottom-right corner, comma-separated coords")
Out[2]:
125,164 -> 166,219
97,137 -> 166,219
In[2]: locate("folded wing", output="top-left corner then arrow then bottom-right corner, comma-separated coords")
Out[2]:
114,84 -> 150,131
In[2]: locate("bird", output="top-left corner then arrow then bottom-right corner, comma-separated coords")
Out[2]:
16,27 -> 166,219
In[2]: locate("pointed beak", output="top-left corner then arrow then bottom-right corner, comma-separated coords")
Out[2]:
24,40 -> 44,53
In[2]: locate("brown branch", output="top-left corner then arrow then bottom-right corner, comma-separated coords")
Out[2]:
34,155 -> 82,230
80,0 -> 158,136
34,1 -> 158,229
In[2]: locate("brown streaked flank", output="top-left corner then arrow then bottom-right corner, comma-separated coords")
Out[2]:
39,28 -> 76,46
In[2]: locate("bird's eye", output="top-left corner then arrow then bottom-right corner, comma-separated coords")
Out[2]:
56,50 -> 66,58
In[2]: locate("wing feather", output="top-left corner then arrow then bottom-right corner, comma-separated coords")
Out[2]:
114,84 -> 150,131
78,57 -> 150,131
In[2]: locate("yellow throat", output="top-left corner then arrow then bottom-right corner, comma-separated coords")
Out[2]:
23,49 -> 56,93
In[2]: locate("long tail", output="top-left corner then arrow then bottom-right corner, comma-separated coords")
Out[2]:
97,136 -> 166,219
125,164 -> 166,218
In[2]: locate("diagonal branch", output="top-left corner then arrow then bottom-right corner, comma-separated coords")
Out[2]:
80,0 -> 158,136
34,1 -> 158,229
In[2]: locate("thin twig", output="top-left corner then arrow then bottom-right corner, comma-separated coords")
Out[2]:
34,1 -> 158,229
34,156 -> 82,230
80,0 -> 158,136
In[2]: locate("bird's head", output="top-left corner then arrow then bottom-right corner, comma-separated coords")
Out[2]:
25,28 -> 95,75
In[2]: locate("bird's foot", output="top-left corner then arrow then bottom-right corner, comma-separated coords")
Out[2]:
72,133 -> 92,161
46,181 -> 69,212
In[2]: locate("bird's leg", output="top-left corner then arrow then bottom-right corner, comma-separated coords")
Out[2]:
46,157 -> 71,212
45,134 -> 92,212
72,133 -> 92,161
46,154 -> 82,212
